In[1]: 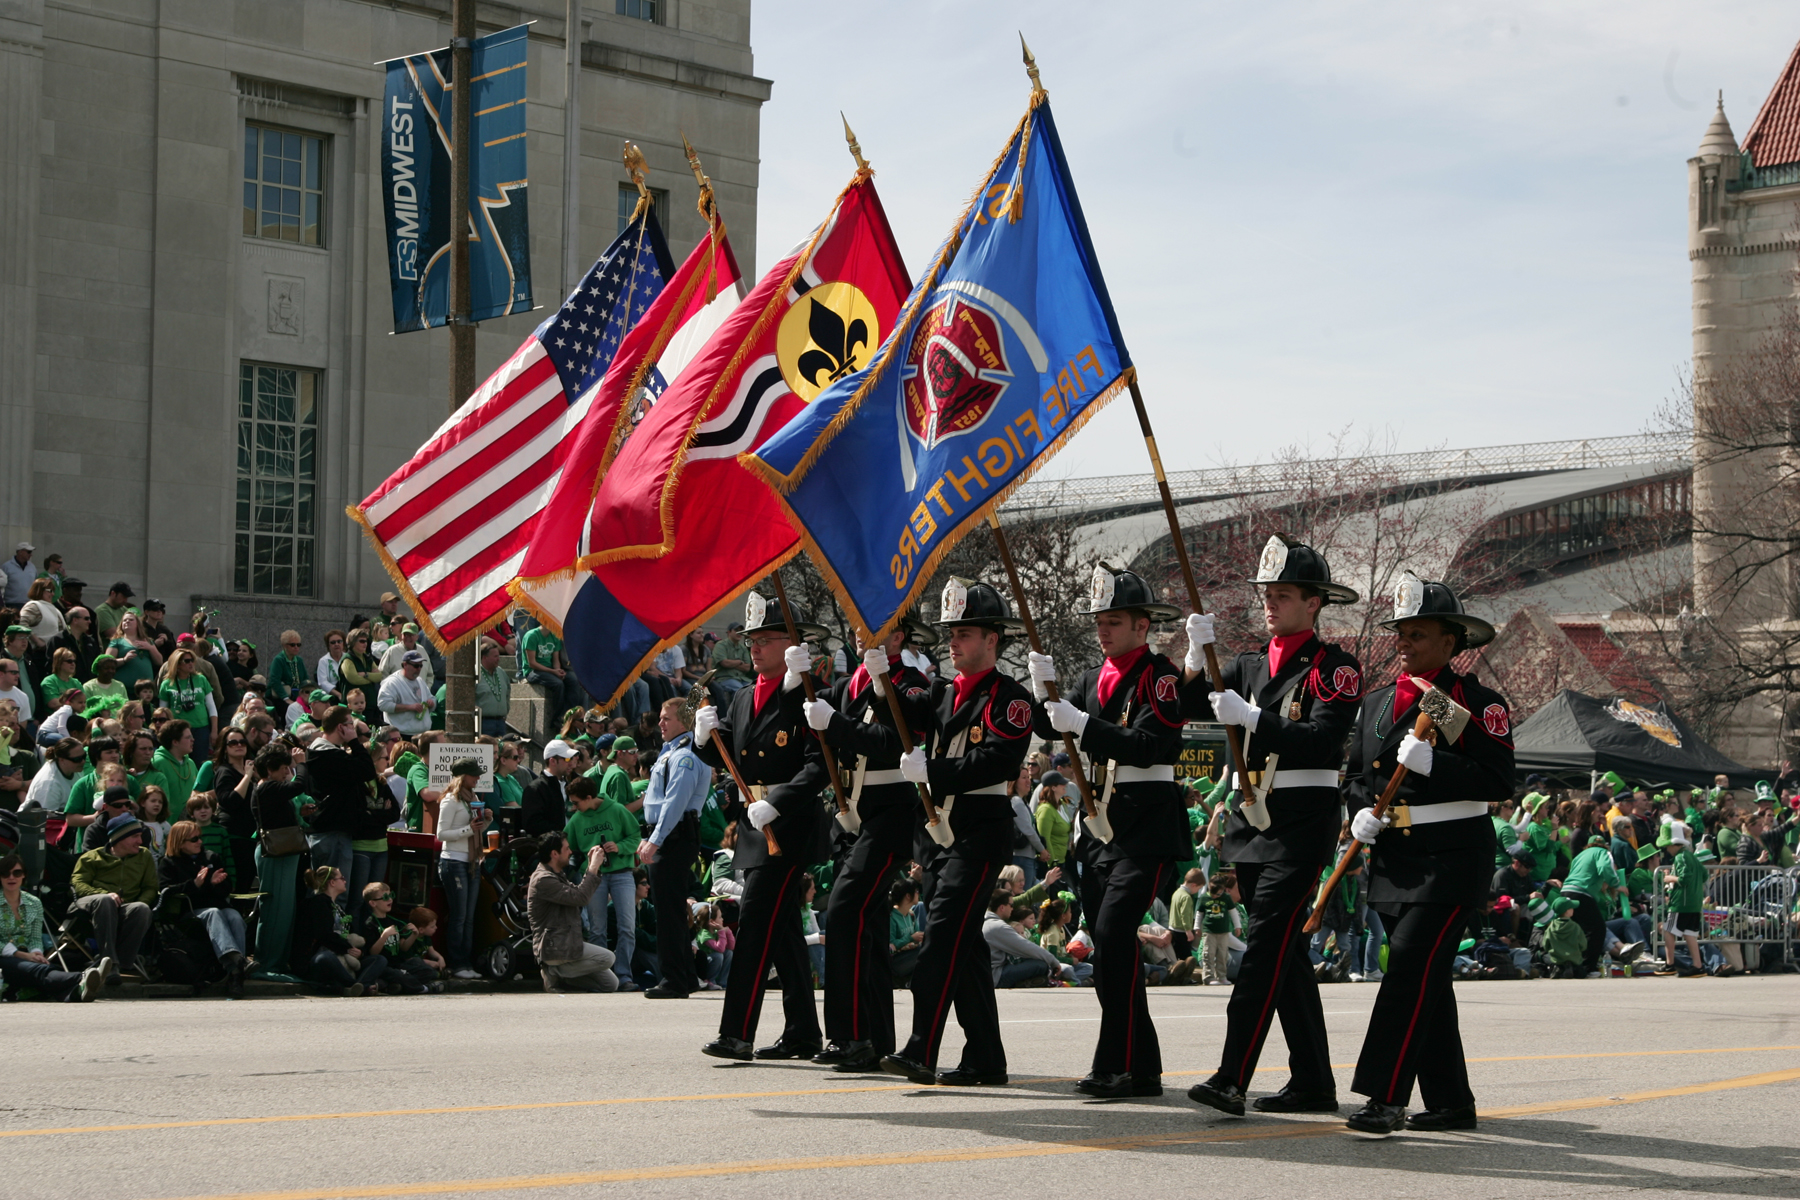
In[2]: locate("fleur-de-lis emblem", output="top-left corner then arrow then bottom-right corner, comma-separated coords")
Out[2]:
796,298 -> 869,390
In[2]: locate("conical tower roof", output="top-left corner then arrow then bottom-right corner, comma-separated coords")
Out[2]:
1698,93 -> 1738,158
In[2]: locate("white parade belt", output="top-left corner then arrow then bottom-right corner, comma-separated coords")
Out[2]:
1389,799 -> 1487,827
1108,764 -> 1175,784
1232,768 -> 1339,791
860,769 -> 905,786
745,784 -> 770,801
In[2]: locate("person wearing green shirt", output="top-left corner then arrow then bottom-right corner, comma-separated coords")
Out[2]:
266,631 -> 310,710
1519,794 -> 1557,881
82,655 -> 128,711
1664,832 -> 1708,976
492,742 -> 525,811
521,625 -> 578,729
395,742 -> 434,832
595,737 -> 642,813
1542,897 -> 1587,976
158,651 -> 217,760
563,775 -> 642,989
93,584 -> 135,641
1560,839 -> 1618,977
475,638 -> 511,738
709,627 -> 754,694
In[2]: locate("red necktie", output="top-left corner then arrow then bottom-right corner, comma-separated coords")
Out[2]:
952,667 -> 994,711
752,672 -> 780,714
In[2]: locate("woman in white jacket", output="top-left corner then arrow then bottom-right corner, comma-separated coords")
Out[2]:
436,759 -> 487,980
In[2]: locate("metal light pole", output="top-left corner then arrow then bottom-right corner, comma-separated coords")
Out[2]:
562,1 -> 587,296
445,0 -> 477,737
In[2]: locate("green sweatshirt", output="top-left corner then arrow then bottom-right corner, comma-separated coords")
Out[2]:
1168,885 -> 1199,936
1521,819 -> 1557,880
1542,915 -> 1587,966
565,798 -> 641,874
1562,845 -> 1619,900
396,752 -> 428,831
597,763 -> 636,812
889,907 -> 917,953
1670,847 -> 1706,913
143,747 -> 198,821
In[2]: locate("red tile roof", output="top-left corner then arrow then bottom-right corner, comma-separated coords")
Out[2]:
1743,38 -> 1800,168
1560,623 -> 1661,703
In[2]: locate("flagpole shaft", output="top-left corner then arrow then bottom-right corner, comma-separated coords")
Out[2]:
444,0 -> 477,738
769,569 -> 852,815
876,666 -> 940,826
1124,374 -> 1247,792
985,513 -> 1097,821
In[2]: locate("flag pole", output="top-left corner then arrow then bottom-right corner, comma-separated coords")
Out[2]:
444,0 -> 477,738
769,568 -> 853,817
1123,374 -> 1251,795
986,513 -> 1098,822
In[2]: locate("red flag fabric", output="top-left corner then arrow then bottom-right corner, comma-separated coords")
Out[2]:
586,175 -> 910,655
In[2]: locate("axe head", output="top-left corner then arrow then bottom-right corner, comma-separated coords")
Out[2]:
682,670 -> 719,724
1409,676 -> 1470,744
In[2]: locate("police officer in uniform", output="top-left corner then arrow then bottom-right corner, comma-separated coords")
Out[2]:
1027,564 -> 1187,1098
882,579 -> 1034,1087
1184,534 -> 1363,1117
693,593 -> 832,1061
1342,573 -> 1512,1135
803,615 -> 939,1073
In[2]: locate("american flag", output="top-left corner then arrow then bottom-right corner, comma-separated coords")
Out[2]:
350,211 -> 674,651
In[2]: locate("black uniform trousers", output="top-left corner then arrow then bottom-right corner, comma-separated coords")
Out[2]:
1090,856 -> 1170,1079
822,829 -> 907,1054
1214,857 -> 1334,1093
1351,902 -> 1473,1110
719,859 -> 821,1048
898,854 -> 1003,1071
649,830 -> 701,995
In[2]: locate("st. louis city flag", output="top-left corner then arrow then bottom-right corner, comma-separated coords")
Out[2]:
349,208 -> 674,651
509,211 -> 744,632
565,173 -> 911,706
747,98 -> 1133,642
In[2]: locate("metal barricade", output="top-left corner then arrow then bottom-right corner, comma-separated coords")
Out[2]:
1651,862 -> 1798,972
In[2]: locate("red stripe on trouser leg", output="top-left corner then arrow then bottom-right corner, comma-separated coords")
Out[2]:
1237,885 -> 1312,1084
1123,862 -> 1168,1072
850,852 -> 896,1040
739,865 -> 799,1040
1386,905 -> 1465,1102
924,863 -> 995,1065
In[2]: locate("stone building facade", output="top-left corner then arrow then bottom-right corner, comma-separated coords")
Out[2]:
0,0 -> 767,655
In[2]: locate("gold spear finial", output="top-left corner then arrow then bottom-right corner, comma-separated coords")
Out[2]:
840,112 -> 871,177
1020,33 -> 1046,104
680,130 -> 723,300
680,131 -> 709,192
621,142 -> 651,222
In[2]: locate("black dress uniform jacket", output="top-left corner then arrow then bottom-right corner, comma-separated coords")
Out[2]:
1032,649 -> 1186,862
1343,669 -> 1513,908
821,661 -> 939,845
922,669 -> 1035,862
1181,633 -> 1362,864
695,679 -> 830,869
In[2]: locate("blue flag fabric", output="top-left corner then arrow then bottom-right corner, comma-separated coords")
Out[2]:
381,24 -> 534,334
747,100 -> 1132,642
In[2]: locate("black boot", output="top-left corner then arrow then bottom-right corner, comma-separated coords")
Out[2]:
1253,1085 -> 1340,1113
1345,1100 -> 1407,1135
832,1042 -> 883,1073
1405,1104 -> 1477,1131
701,1037 -> 754,1061
1186,1077 -> 1246,1116
880,1053 -> 938,1086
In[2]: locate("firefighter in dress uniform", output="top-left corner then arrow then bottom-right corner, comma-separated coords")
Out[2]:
1184,534 -> 1364,1117
1342,573 -> 1512,1136
802,614 -> 940,1073
881,579 -> 1035,1087
692,593 -> 833,1062
1027,564 -> 1188,1098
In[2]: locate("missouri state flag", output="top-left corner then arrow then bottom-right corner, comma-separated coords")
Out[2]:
560,173 -> 911,706
746,98 -> 1133,643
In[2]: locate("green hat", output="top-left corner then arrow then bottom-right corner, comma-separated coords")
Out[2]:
309,689 -> 333,703
91,653 -> 117,673
4,625 -> 29,638
1636,842 -> 1662,864
608,735 -> 637,761
1601,771 -> 1628,792
1754,780 -> 1775,800
402,622 -> 422,635
1523,791 -> 1550,815
1553,896 -> 1577,915
1586,834 -> 1609,848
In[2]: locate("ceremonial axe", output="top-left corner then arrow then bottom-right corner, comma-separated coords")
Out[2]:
1304,677 -> 1469,934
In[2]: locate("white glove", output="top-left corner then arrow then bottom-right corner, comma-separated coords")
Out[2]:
1027,651 -> 1057,702
694,705 -> 718,747
900,746 -> 929,785
1396,732 -> 1433,777
803,698 -> 835,731
1045,698 -> 1089,736
1209,690 -> 1260,732
1351,808 -> 1387,845
782,643 -> 813,692
1185,613 -> 1215,673
746,799 -> 779,830
862,647 -> 889,677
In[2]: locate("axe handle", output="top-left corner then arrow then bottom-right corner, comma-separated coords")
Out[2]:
712,734 -> 780,858
876,677 -> 940,826
770,570 -> 851,816
1303,710 -> 1435,935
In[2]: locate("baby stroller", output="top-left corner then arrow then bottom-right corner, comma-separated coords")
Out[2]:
472,834 -> 540,981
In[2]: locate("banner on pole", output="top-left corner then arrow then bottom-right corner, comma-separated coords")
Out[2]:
381,23 -> 534,334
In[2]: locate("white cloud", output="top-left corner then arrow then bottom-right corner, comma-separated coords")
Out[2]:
749,2 -> 1799,476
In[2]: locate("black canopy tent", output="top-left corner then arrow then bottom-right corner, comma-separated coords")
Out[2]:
1511,690 -> 1767,790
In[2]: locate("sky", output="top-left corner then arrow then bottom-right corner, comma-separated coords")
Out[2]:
745,1 -> 1800,481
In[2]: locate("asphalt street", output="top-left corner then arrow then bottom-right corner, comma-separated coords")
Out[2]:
7,975 -> 1798,1200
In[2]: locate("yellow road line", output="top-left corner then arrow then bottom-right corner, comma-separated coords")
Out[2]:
7,1044 -> 1797,1141
153,1067 -> 1800,1200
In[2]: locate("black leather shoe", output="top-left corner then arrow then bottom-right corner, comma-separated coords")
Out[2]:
643,985 -> 689,999
880,1053 -> 939,1086
832,1042 -> 883,1073
937,1067 -> 1008,1086
1253,1086 -> 1340,1113
701,1037 -> 754,1061
1132,1077 -> 1164,1097
1186,1078 -> 1246,1116
1345,1100 -> 1408,1135
754,1038 -> 823,1060
1075,1072 -> 1133,1098
812,1042 -> 855,1065
1405,1104 -> 1477,1131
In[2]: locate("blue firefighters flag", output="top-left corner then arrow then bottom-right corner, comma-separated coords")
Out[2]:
381,24 -> 533,334
746,99 -> 1133,642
